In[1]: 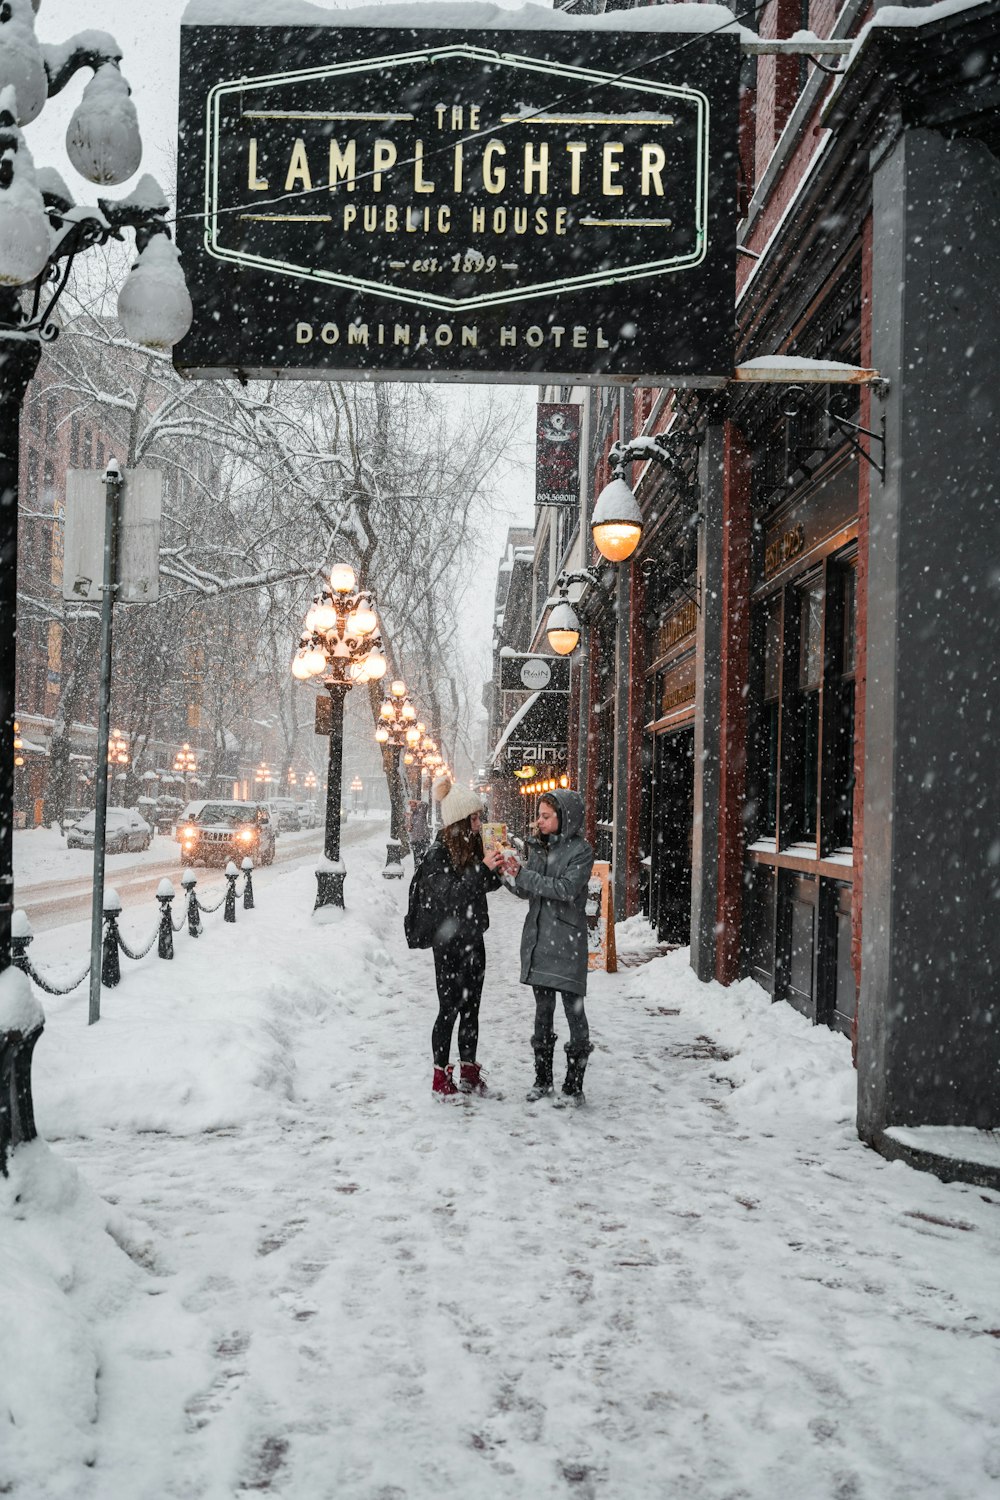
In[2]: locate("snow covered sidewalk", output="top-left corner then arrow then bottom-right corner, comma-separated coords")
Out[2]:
3,823 -> 999,1499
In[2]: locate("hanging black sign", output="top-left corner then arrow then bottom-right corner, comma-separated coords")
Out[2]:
499,655 -> 571,692
174,19 -> 739,384
536,403 -> 580,506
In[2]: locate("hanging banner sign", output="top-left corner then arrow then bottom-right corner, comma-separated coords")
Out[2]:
536,403 -> 580,506
174,15 -> 740,385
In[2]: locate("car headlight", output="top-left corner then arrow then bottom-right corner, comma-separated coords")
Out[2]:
239,829 -> 254,842
181,826 -> 196,839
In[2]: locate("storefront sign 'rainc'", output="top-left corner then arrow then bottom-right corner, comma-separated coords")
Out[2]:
174,19 -> 740,385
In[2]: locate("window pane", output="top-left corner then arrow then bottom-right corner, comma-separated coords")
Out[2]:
842,565 -> 857,676
799,580 -> 824,691
763,596 -> 781,701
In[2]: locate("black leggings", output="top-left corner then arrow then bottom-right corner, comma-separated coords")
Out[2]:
533,987 -> 590,1051
432,938 -> 486,1067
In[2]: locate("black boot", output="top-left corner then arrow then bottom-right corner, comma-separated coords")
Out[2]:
554,1042 -> 594,1107
526,1037 -> 555,1102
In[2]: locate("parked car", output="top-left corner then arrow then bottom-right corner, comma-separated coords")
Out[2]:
66,807 -> 153,854
176,801 -> 276,867
297,802 -> 319,829
265,798 -> 301,832
60,806 -> 89,834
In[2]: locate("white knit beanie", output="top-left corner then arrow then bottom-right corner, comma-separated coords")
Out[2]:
433,777 -> 483,830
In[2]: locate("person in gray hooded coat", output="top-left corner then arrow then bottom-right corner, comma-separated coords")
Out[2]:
506,788 -> 596,1105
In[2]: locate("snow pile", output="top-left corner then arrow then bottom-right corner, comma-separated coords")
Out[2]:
4,821 -> 999,1498
0,1141 -> 173,1495
183,0 -> 750,38
0,966 -> 44,1034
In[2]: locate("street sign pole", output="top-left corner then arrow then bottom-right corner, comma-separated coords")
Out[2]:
88,462 -> 123,1026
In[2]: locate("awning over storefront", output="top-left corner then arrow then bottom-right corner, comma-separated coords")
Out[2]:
491,690 -> 568,769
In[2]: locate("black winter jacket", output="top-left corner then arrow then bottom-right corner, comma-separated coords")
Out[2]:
405,837 -> 501,951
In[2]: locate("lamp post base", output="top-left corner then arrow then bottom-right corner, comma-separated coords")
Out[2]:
315,860 -> 346,910
382,839 -> 404,880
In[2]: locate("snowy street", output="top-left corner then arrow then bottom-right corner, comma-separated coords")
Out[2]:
3,821 -> 999,1500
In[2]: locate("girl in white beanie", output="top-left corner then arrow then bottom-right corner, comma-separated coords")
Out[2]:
404,778 -> 504,1097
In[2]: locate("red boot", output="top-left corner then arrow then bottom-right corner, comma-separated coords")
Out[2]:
458,1062 -> 489,1097
432,1064 -> 458,1098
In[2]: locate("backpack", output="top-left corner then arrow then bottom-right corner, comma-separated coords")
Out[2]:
404,862 -> 436,949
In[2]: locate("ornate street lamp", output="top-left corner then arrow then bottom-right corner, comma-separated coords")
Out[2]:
173,741 -> 197,802
107,727 -> 129,804
0,4 -> 192,998
373,681 -> 418,880
291,563 -> 385,909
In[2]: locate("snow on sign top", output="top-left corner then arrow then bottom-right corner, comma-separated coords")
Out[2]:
181,1 -> 750,38
174,1 -> 742,386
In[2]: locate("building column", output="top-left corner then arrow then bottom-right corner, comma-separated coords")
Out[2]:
715,422 -> 751,984
611,561 -> 632,922
859,127 -> 1000,1140
690,421 -> 726,982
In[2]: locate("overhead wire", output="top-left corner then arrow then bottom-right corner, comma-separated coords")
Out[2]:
168,4 -> 760,226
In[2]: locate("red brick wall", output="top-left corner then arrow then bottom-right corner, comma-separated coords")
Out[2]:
754,0 -> 805,183
715,422 -> 752,984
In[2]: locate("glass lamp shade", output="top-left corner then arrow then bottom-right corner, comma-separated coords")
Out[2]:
379,699 -> 395,720
118,236 -> 193,350
405,726 -> 421,746
546,599 -> 581,656
66,64 -> 142,185
347,603 -> 377,636
0,17 -> 47,125
304,647 -> 327,676
291,652 -> 311,680
375,726 -> 390,744
330,563 -> 356,593
401,701 -> 416,720
311,600 -> 337,632
591,476 -> 643,562
390,679 -> 407,698
0,122 -> 50,287
364,651 -> 387,681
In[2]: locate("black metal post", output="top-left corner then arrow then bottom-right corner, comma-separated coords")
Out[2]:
0,321 -> 41,975
87,463 -> 123,1025
223,863 -> 238,923
316,680 -> 349,909
157,889 -> 174,960
241,857 -> 254,910
101,899 -> 122,988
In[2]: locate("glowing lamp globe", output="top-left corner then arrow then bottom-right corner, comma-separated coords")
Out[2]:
591,477 -> 643,563
291,652 -> 311,680
304,647 -> 327,676
348,602 -> 377,636
330,563 -> 356,594
546,599 -> 581,656
311,600 -> 337,632
365,651 -> 387,681
375,726 -> 390,744
390,679 -> 407,698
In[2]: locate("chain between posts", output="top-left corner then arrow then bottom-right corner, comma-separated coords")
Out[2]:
10,862 -> 257,996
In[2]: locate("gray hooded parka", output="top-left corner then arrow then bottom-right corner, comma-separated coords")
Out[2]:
513,788 -> 595,995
